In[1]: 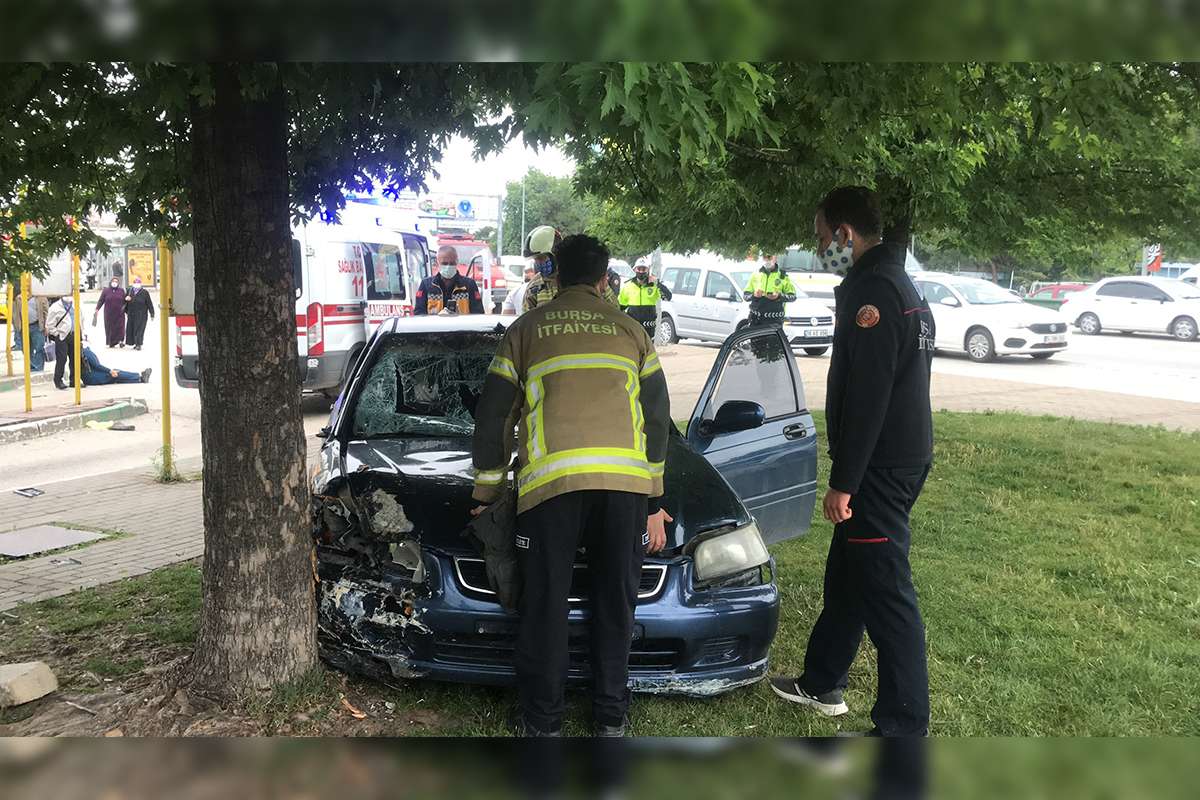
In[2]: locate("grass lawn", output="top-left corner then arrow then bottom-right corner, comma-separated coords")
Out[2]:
2,410 -> 1197,736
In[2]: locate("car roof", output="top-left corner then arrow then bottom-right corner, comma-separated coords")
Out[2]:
382,314 -> 514,334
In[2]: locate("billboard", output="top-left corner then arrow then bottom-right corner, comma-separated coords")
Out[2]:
126,247 -> 156,285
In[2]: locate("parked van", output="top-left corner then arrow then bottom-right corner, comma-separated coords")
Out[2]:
657,252 -> 836,355
174,216 -> 434,396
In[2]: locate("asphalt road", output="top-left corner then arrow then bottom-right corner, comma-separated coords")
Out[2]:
2,304 -> 1197,492
926,329 -> 1200,404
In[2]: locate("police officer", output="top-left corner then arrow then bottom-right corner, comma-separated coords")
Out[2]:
471,234 -> 673,737
415,246 -> 485,315
523,225 -> 620,312
770,186 -> 935,737
618,257 -> 672,340
742,254 -> 797,327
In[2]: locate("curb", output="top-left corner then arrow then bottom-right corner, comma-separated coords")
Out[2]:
0,399 -> 149,446
0,371 -> 53,393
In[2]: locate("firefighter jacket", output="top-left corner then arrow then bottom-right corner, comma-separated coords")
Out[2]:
618,277 -> 673,335
826,243 -> 935,495
743,267 -> 797,326
472,284 -> 672,515
415,273 -> 485,315
523,273 -> 620,313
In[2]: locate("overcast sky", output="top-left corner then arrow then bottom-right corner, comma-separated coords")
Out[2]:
424,135 -> 575,197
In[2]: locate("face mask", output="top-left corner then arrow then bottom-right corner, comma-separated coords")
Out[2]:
819,239 -> 853,272
132,283 -> 141,291
536,256 -> 555,278
110,282 -> 119,288
635,270 -> 649,282
438,264 -> 456,280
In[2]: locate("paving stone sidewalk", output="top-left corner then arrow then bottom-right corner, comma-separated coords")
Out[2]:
0,457 -> 205,612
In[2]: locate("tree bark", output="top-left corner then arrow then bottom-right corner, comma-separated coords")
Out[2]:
183,64 -> 316,698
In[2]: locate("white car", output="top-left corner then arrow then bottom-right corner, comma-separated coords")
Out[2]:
912,271 -> 1070,361
658,258 -> 835,355
1062,276 -> 1200,341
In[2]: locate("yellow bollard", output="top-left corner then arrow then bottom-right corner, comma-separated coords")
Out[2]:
157,239 -> 173,477
72,249 -> 82,406
5,281 -> 12,377
20,273 -> 32,413
19,223 -> 32,413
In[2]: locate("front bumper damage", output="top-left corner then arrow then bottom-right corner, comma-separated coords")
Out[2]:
312,477 -> 779,697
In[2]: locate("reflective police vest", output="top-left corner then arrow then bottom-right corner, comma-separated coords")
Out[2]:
618,278 -> 668,334
743,268 -> 797,326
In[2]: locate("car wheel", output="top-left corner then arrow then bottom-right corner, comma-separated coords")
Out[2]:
1030,352 -> 1055,360
965,328 -> 995,362
657,314 -> 678,345
1171,315 -> 1198,341
803,347 -> 829,356
1077,312 -> 1101,335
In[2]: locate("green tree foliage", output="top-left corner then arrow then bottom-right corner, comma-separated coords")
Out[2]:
579,63 -> 1200,272
498,168 -> 596,255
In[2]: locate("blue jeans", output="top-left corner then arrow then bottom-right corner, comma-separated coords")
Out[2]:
27,324 -> 45,371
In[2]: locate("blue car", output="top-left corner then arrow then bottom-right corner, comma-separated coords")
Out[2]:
312,315 -> 817,696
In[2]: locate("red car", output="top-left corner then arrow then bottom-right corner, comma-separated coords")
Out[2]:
1025,283 -> 1088,309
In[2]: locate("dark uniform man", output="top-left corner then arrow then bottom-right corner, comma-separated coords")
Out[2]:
414,245 -> 485,315
618,257 -> 672,340
523,225 -> 621,312
770,186 -> 935,737
471,234 -> 673,737
742,255 -> 797,327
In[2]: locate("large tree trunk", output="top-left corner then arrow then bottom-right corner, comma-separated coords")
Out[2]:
184,64 -> 315,698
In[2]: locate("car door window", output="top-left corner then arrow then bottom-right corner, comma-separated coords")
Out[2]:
702,332 -> 802,421
918,281 -> 953,304
362,242 -> 406,301
1128,283 -> 1170,302
1097,282 -> 1136,298
402,234 -> 430,286
704,271 -> 737,300
1035,288 -> 1054,299
668,268 -> 700,296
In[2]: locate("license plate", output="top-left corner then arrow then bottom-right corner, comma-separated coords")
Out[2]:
805,328 -> 831,337
1044,334 -> 1066,343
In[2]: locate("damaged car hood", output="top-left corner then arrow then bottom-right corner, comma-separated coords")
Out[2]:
332,430 -> 750,555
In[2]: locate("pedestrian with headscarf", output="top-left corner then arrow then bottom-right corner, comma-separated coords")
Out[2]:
93,276 -> 127,347
124,278 -> 155,350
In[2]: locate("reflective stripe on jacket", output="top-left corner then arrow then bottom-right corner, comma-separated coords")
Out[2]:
473,284 -> 671,515
743,268 -> 797,326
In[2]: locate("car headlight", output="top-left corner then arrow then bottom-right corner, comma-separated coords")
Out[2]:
690,521 -> 770,582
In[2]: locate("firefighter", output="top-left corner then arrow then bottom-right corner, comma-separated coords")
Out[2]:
742,254 -> 797,327
471,233 -> 673,737
618,257 -> 672,340
522,225 -> 620,312
415,245 -> 485,315
770,186 -> 935,737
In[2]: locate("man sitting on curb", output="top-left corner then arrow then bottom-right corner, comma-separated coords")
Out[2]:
81,346 -> 152,385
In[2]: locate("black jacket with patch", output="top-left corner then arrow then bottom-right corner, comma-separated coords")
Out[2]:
826,243 -> 935,494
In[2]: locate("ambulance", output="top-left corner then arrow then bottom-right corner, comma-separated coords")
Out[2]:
174,209 -> 435,396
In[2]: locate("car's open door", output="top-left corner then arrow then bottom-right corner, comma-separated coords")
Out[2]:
685,325 -> 818,543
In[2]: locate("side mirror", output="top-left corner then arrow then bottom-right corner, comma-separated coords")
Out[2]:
714,290 -> 732,301
702,400 -> 765,436
939,296 -> 961,308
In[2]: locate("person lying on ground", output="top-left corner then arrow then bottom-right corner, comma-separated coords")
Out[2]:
81,346 -> 152,385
